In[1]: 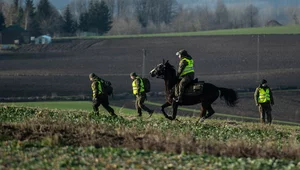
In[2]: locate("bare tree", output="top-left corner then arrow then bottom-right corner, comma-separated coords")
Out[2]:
258,4 -> 277,26
197,4 -> 215,30
285,6 -> 300,25
171,6 -> 201,32
228,5 -> 244,28
116,0 -> 135,18
215,0 -> 229,29
134,0 -> 178,28
243,4 -> 259,28
108,17 -> 141,35
293,14 -> 299,25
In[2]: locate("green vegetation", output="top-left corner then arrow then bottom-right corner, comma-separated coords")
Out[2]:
4,101 -> 300,126
56,25 -> 300,40
0,104 -> 300,169
1,141 -> 299,170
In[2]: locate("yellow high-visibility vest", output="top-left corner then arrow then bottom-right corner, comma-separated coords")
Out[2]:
258,88 -> 270,103
180,58 -> 194,77
132,77 -> 144,95
91,80 -> 102,98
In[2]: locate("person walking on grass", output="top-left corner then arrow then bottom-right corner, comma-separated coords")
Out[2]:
89,73 -> 117,117
254,79 -> 274,124
130,72 -> 154,117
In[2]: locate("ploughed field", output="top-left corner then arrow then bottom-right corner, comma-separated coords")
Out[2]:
0,35 -> 300,123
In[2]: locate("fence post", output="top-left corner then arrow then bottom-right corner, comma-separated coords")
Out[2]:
142,49 -> 146,77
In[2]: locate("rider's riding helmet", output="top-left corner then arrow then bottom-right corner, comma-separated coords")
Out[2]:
176,49 -> 188,57
261,79 -> 267,84
130,72 -> 137,77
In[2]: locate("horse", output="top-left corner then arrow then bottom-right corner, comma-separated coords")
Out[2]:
149,60 -> 238,122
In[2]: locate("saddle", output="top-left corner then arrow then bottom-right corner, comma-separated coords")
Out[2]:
184,78 -> 204,96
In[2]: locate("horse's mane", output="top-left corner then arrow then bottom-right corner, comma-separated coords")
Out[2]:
164,61 -> 177,92
165,61 -> 176,73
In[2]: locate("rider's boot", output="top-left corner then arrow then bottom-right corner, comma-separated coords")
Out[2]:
175,96 -> 183,103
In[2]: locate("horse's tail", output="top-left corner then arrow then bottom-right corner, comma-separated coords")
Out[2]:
218,87 -> 238,107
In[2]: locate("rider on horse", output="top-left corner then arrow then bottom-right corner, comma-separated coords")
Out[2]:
174,49 -> 195,103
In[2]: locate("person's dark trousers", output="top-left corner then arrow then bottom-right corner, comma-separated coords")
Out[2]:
175,72 -> 194,98
135,92 -> 152,116
93,94 -> 115,116
258,103 -> 272,124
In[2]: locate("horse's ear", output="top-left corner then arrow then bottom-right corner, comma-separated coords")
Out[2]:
163,59 -> 165,64
166,60 -> 169,64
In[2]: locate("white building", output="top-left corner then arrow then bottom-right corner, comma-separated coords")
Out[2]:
35,35 -> 52,44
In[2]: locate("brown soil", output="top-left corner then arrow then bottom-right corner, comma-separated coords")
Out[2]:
0,35 -> 300,123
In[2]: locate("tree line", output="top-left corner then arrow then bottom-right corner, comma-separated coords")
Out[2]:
0,0 -> 299,37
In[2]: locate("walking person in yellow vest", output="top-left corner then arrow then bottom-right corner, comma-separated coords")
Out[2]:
130,72 -> 154,117
89,73 -> 117,117
254,79 -> 274,124
174,49 -> 195,103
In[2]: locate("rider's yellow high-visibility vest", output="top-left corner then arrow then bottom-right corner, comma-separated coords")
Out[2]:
258,88 -> 270,103
180,58 -> 194,77
132,76 -> 145,95
91,80 -> 102,98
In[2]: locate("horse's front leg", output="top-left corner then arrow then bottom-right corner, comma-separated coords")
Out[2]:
171,102 -> 179,120
161,102 -> 172,119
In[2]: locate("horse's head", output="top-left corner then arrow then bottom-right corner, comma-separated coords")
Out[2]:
150,60 -> 168,79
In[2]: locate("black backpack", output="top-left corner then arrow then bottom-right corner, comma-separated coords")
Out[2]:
142,78 -> 151,93
100,79 -> 113,96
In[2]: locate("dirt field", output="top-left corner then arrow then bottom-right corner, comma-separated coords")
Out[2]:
0,35 -> 300,123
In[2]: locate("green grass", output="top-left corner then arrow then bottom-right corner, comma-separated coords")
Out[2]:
56,25 -> 300,40
0,105 -> 300,169
2,101 -> 299,126
3,101 -> 136,115
1,140 -> 299,170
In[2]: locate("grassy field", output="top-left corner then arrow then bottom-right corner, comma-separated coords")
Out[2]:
4,101 -> 300,126
0,103 -> 300,169
56,25 -> 300,39
0,102 -> 300,169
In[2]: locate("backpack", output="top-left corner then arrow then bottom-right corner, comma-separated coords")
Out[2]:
142,78 -> 151,93
100,79 -> 113,96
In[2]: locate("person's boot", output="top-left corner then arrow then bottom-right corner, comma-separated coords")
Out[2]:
137,112 -> 142,117
110,112 -> 117,117
148,110 -> 154,118
176,96 -> 183,103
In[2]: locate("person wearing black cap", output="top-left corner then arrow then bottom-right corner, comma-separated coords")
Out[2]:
89,73 -> 117,117
174,49 -> 195,103
254,79 -> 274,124
130,72 -> 154,117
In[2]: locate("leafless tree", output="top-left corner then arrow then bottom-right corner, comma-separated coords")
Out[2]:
285,6 -> 300,25
243,4 -> 259,28
116,0 -> 134,18
134,0 -> 178,28
108,17 -> 141,35
227,5 -> 244,28
196,4 -> 215,30
171,6 -> 201,32
215,0 -> 229,29
293,14 -> 299,25
258,4 -> 277,26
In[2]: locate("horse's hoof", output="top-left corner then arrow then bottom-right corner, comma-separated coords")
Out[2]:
199,117 -> 205,122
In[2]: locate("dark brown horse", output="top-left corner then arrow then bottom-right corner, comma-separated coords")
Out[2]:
149,60 -> 238,122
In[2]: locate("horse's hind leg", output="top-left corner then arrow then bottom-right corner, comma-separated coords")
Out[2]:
204,104 -> 215,119
197,103 -> 215,123
197,104 -> 207,123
